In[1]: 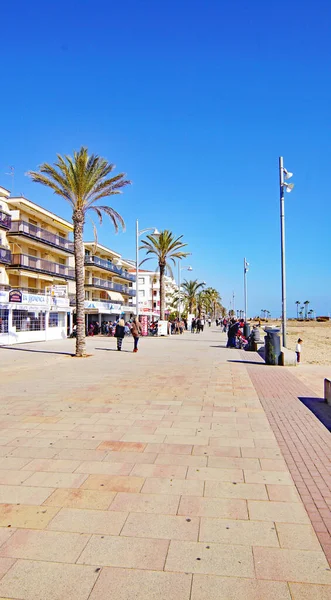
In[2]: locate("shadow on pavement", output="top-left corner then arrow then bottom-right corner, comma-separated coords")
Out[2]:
299,397 -> 331,432
227,359 -> 266,365
95,347 -> 132,353
0,346 -> 74,356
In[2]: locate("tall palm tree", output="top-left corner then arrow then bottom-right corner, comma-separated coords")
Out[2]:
295,300 -> 301,320
304,300 -> 310,320
181,279 -> 205,313
140,230 -> 189,319
203,287 -> 222,319
28,147 -> 130,357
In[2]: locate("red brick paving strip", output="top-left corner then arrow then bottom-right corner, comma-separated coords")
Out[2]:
241,352 -> 331,565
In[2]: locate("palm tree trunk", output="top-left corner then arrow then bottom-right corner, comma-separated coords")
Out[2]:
159,263 -> 165,320
73,210 -> 86,357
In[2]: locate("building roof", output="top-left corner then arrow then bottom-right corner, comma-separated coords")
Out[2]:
8,197 -> 73,231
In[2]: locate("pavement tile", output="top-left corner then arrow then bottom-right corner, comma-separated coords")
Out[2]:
130,464 -> 187,479
0,504 -> 59,529
56,448 -> 108,461
165,540 -> 254,577
178,496 -> 248,519
22,458 -> 81,472
154,453 -> 207,467
275,523 -> 322,550
0,529 -> 90,562
145,443 -> 193,454
186,466 -> 244,482
0,560 -> 99,600
0,470 -> 33,485
199,517 -> 279,546
267,484 -> 301,502
191,574 -> 291,600
0,457 -> 32,470
89,567 -> 192,600
244,470 -> 293,485
193,446 -> 241,457
142,477 -> 204,496
48,507 -> 127,534
6,447 -> 58,459
241,447 -> 284,459
248,500 -> 310,523
78,534 -> 169,569
254,546 -> 331,584
22,471 -> 88,488
205,481 -> 268,500
53,439 -> 102,449
0,529 -> 16,548
207,456 -> 260,470
289,583 -> 331,599
43,488 -> 116,510
260,459 -> 289,471
109,492 -> 180,514
121,434 -> 166,443
82,474 -> 144,493
165,436 -> 210,446
75,461 -> 133,476
210,438 -> 255,448
0,557 -> 16,581
104,451 -> 157,464
121,512 -> 199,540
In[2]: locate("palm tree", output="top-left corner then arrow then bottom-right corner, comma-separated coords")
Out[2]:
139,230 -> 189,319
295,300 -> 300,320
181,279 -> 205,313
304,300 -> 310,320
28,147 -> 130,357
203,287 -> 222,319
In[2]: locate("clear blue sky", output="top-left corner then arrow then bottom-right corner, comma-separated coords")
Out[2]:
1,0 -> 330,317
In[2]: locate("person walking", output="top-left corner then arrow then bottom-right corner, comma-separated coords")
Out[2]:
131,317 -> 142,353
208,317 -> 212,327
296,338 -> 303,363
114,318 -> 125,351
200,317 -> 205,332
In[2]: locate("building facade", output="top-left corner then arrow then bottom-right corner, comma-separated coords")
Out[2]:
134,270 -> 177,318
0,186 -> 73,344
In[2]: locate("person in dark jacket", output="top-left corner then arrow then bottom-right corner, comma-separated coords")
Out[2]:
115,318 -> 125,351
131,317 -> 142,352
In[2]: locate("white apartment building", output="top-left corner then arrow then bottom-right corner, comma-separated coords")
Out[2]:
133,269 -> 178,318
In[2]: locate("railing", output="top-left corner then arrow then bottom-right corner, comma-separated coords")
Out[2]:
9,221 -> 73,252
0,247 -> 11,264
0,211 -> 11,230
86,277 -> 136,296
10,254 -> 75,279
84,255 -> 135,281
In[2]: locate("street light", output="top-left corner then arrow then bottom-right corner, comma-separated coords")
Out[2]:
279,157 -> 295,347
244,258 -> 249,323
136,219 -> 160,317
178,263 -> 193,320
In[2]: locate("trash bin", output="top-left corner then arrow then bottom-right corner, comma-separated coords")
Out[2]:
264,327 -> 281,365
243,323 -> 250,338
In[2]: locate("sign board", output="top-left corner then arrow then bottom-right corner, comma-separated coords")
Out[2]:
157,320 -> 168,336
140,315 -> 148,336
46,285 -> 68,298
9,289 -> 22,303
22,293 -> 47,305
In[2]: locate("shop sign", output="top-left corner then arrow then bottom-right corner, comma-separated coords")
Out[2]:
0,291 -> 9,302
9,289 -> 22,303
140,315 -> 148,336
22,293 -> 47,304
50,297 -> 70,308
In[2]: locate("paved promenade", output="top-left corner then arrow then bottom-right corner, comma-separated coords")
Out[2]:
0,329 -> 330,600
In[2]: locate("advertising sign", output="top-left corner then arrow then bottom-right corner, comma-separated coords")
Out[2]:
9,289 -> 22,303
140,315 -> 148,336
157,320 -> 168,336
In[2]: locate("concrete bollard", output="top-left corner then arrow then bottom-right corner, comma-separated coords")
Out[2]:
324,379 -> 331,406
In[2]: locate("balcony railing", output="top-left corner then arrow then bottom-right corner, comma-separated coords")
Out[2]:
86,277 -> 136,296
10,254 -> 75,279
84,255 -> 135,281
0,211 -> 11,230
8,220 -> 73,252
0,247 -> 11,264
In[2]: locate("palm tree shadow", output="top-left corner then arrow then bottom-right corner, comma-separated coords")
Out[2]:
0,346 -> 74,356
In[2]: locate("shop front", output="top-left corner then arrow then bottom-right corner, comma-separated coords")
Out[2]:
0,290 -> 72,345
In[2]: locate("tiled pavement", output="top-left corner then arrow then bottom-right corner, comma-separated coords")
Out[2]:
0,331 -> 330,599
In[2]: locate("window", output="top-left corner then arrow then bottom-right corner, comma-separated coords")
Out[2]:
153,302 -> 157,309
12,310 -> 46,331
49,312 -> 59,327
153,290 -> 157,296
140,290 -> 145,298
138,277 -> 145,284
58,258 -> 65,265
0,309 -> 9,333
28,248 -> 38,257
29,219 -> 38,226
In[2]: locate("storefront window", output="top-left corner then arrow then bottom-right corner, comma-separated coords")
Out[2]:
0,309 -> 9,333
13,310 -> 46,331
49,313 -> 59,327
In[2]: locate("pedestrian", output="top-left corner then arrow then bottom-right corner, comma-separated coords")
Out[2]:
114,318 -> 125,351
191,318 -> 196,333
131,317 -> 142,353
200,317 -> 205,332
296,338 -> 303,363
227,318 -> 239,348
88,322 -> 94,336
208,317 -> 212,327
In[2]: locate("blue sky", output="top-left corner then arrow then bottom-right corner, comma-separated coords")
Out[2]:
1,0 -> 330,317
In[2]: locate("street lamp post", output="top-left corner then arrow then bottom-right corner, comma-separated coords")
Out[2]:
279,157 -> 294,347
136,219 -> 159,318
244,258 -> 249,322
178,263 -> 193,320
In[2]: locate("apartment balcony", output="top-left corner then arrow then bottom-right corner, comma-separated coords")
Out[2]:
85,277 -> 136,296
9,254 -> 75,280
84,255 -> 135,282
0,211 -> 11,230
8,221 -> 73,253
0,247 -> 11,265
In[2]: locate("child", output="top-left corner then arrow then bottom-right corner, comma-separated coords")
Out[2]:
296,338 -> 303,363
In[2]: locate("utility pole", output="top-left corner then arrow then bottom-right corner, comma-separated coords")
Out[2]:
279,157 -> 287,347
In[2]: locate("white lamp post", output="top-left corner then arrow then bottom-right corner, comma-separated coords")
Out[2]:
178,263 -> 193,320
244,258 -> 249,323
279,157 -> 295,347
136,220 -> 159,317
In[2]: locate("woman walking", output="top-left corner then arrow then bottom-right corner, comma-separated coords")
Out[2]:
131,317 -> 142,353
115,318 -> 125,351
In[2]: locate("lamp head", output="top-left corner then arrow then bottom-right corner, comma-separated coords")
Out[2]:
283,168 -> 293,180
285,182 -> 294,193
153,228 -> 160,236
187,266 -> 193,272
